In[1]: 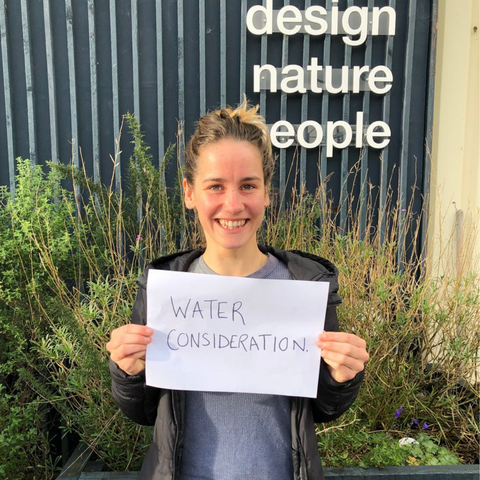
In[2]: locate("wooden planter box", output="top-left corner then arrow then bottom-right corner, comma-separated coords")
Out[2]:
57,443 -> 480,480
324,465 -> 479,479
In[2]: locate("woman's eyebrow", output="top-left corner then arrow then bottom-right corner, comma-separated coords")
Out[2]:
202,176 -> 262,183
241,176 -> 262,182
202,177 -> 225,183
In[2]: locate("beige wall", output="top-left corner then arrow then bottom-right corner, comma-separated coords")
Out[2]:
429,0 -> 479,276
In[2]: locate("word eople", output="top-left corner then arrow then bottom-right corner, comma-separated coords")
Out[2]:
270,112 -> 391,155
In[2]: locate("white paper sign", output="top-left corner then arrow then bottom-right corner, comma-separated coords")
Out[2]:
145,270 -> 329,398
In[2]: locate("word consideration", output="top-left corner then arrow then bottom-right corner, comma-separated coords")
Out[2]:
166,329 -> 308,353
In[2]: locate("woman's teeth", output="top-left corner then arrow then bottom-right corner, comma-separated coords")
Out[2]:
218,219 -> 246,229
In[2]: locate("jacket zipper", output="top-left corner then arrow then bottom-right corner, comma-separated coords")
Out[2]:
172,390 -> 181,479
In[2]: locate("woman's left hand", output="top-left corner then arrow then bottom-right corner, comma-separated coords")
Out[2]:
317,331 -> 369,383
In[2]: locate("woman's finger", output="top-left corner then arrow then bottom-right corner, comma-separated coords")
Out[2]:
317,339 -> 369,363
109,343 -> 148,363
108,333 -> 152,350
318,331 -> 367,349
320,348 -> 366,374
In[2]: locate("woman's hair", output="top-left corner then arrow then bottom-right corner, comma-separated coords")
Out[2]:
184,97 -> 274,186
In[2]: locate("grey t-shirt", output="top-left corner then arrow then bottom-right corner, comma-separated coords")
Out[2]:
179,254 -> 293,480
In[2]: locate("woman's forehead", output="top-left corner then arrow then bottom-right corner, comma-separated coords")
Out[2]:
197,140 -> 262,165
198,138 -> 262,155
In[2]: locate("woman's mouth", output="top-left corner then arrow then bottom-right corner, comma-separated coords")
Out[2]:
216,219 -> 248,230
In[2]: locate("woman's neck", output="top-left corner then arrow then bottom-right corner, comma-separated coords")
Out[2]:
202,244 -> 267,277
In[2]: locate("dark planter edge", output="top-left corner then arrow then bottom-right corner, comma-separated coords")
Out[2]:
57,443 -> 480,480
324,464 -> 480,479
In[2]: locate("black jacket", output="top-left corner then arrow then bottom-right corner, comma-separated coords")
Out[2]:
110,247 -> 364,479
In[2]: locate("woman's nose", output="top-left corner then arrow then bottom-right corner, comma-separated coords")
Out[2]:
224,189 -> 243,213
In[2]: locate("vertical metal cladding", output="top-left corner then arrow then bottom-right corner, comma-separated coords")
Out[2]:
20,0 -> 36,165
398,0 -> 418,266
0,0 -> 435,256
88,0 -> 100,184
177,0 -> 185,165
259,1 -> 269,117
357,0 -> 375,239
278,0 -> 290,209
43,0 -> 59,166
220,0 -> 227,108
132,0 -> 140,122
156,1 -> 165,162
339,0 -> 354,233
240,0 -> 248,103
199,0 -> 206,116
0,0 -> 15,192
421,0 -> 438,265
300,0 -> 312,186
320,0 -> 333,183
109,0 -> 121,191
379,0 -> 396,245
65,0 -> 79,169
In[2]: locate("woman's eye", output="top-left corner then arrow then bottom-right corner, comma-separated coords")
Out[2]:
208,184 -> 222,191
242,184 -> 255,190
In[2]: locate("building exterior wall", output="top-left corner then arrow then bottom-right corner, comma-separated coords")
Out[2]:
429,0 -> 479,276
0,1 -> 435,262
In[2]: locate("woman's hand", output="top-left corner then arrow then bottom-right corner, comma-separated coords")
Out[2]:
106,324 -> 153,376
317,331 -> 369,383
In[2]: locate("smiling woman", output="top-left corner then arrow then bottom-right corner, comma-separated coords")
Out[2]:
106,97 -> 369,480
183,139 -> 270,276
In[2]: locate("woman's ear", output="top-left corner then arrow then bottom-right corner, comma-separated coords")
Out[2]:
183,178 -> 195,209
263,184 -> 270,208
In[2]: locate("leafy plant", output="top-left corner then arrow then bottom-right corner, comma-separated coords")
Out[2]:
0,119 -> 478,478
317,426 -> 462,468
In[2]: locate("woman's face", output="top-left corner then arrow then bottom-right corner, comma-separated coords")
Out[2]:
183,138 -> 269,256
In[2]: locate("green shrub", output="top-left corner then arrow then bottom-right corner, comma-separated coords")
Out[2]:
318,429 -> 462,468
266,176 -> 479,466
0,385 -> 56,479
0,118 -> 478,477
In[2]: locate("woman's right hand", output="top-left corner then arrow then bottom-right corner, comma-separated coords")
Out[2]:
106,324 -> 153,376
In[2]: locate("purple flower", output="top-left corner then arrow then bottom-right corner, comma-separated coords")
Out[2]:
136,235 -> 143,242
412,418 -> 418,425
401,209 -> 407,212
395,406 -> 404,417
423,422 -> 430,429
395,410 -> 402,417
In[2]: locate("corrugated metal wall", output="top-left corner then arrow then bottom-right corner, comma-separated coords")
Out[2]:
0,0 -> 436,253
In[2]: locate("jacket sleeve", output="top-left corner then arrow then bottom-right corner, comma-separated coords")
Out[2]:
110,270 -> 161,426
311,300 -> 364,423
